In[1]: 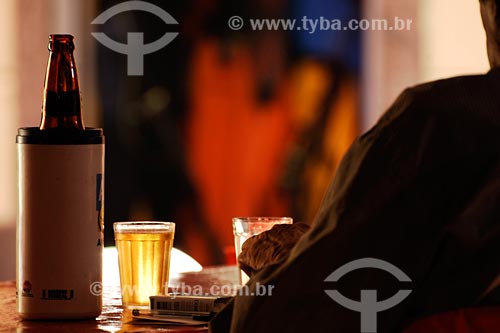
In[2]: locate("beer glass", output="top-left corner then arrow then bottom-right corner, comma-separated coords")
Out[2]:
114,221 -> 175,308
232,217 -> 292,285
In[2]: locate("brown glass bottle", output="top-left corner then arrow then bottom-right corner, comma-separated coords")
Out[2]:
40,34 -> 84,129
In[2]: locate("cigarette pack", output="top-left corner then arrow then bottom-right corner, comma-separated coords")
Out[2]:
149,295 -> 232,317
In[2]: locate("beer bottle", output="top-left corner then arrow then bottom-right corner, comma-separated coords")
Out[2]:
40,34 -> 84,129
17,34 -> 104,319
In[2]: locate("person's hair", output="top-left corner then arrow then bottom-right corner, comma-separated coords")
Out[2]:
495,0 -> 500,25
483,0 -> 500,25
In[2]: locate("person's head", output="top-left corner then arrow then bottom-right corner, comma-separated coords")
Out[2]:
480,0 -> 500,67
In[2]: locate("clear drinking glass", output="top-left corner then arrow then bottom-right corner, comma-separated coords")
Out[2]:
232,217 -> 293,285
113,221 -> 175,308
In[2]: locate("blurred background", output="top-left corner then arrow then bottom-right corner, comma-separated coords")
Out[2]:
0,0 -> 489,278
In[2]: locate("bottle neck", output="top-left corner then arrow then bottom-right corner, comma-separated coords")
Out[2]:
40,35 -> 84,130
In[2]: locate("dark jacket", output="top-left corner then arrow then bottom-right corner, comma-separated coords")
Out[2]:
211,68 -> 500,333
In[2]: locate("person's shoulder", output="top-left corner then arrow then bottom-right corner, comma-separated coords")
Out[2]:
403,70 -> 500,108
384,71 -> 499,120
364,71 -> 500,141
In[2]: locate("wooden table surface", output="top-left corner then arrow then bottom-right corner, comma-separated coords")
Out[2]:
0,266 -> 239,333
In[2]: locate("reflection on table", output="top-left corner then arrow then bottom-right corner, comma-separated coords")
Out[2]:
1,247 -> 239,332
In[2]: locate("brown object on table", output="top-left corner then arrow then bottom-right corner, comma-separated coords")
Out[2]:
237,223 -> 310,277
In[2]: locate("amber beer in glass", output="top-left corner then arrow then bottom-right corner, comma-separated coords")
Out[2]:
114,222 -> 175,308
